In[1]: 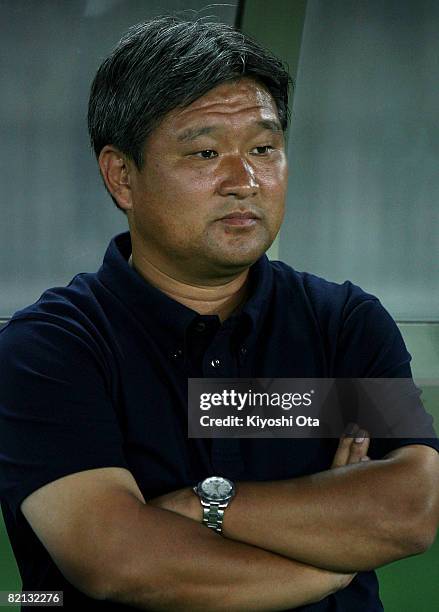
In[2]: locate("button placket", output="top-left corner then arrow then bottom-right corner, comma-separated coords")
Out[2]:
170,348 -> 183,360
203,329 -> 228,375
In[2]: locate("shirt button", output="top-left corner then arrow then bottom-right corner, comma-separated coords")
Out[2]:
210,358 -> 221,368
171,349 -> 183,360
195,321 -> 207,332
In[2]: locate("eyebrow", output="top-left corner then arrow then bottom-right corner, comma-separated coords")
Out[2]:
177,126 -> 216,143
176,119 -> 283,143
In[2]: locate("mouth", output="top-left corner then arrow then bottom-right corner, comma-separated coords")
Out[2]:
218,210 -> 261,227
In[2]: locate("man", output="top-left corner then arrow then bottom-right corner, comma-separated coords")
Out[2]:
0,16 -> 438,611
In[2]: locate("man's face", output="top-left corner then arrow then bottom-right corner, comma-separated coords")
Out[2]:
128,77 -> 288,282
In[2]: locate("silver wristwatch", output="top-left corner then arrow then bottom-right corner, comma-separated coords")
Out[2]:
193,476 -> 235,533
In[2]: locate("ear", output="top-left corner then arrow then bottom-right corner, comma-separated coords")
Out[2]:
98,146 -> 134,211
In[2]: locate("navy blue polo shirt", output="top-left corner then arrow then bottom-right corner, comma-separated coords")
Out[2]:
0,231 -> 437,611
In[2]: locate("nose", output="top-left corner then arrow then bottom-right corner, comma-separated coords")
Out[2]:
217,156 -> 259,199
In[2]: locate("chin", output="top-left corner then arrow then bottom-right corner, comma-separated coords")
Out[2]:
211,245 -> 267,271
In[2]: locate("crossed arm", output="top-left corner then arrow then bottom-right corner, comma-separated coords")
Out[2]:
21,430 -> 439,611
149,434 -> 439,572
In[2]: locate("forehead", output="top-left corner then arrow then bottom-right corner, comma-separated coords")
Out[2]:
161,78 -> 281,133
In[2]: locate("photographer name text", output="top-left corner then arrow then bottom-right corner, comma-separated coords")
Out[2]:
200,414 -> 319,428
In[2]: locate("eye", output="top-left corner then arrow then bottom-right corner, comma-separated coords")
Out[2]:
251,145 -> 274,155
194,150 -> 218,159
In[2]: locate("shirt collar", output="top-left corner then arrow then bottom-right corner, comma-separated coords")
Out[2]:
97,232 -> 273,350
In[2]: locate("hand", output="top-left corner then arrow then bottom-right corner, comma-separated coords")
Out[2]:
331,423 -> 371,469
148,486 -> 202,522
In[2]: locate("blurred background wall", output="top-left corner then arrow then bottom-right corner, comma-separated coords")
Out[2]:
279,0 -> 439,322
1,0 -> 438,609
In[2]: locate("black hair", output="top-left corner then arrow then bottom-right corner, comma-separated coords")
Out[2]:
87,15 -> 292,210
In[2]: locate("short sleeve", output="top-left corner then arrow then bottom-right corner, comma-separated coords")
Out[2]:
0,317 -> 128,519
334,298 -> 439,458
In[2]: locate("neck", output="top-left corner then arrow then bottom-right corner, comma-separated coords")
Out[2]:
128,254 -> 249,322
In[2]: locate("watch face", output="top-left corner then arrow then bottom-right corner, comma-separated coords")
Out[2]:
200,476 -> 234,501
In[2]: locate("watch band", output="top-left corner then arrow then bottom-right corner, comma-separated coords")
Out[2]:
200,499 -> 229,533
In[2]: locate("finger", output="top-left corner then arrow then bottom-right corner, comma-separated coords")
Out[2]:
331,423 -> 359,468
347,430 -> 370,464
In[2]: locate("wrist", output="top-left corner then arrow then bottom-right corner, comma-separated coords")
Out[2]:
190,486 -> 203,522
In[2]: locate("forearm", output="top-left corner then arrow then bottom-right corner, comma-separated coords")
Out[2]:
223,455 -> 434,573
100,497 -> 352,611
